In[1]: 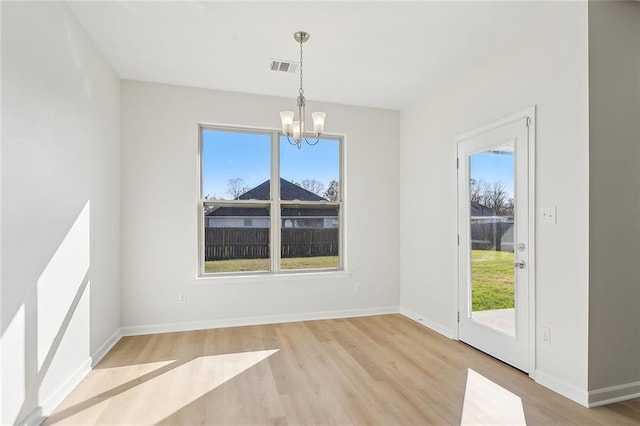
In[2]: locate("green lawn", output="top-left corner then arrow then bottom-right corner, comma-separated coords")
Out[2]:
471,250 -> 515,311
205,256 -> 339,273
206,251 -> 511,312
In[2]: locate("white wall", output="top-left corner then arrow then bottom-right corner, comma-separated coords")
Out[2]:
120,81 -> 399,330
1,2 -> 121,424
399,2 -> 590,403
588,0 -> 640,399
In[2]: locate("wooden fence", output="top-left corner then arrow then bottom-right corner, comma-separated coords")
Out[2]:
204,227 -> 339,261
470,221 -> 514,252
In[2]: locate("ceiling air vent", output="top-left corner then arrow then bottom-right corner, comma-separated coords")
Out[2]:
270,59 -> 298,73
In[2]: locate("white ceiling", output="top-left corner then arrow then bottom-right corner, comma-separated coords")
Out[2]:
68,1 -> 547,111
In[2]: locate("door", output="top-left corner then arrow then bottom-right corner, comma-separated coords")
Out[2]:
457,112 -> 533,372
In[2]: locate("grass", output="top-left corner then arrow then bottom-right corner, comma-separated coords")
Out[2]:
205,256 -> 339,273
206,250 -> 512,312
471,250 -> 515,311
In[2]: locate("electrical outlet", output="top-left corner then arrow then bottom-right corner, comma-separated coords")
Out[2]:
541,207 -> 557,224
178,292 -> 186,304
541,326 -> 551,345
354,282 -> 362,294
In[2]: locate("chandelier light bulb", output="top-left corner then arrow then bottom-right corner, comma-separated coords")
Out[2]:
312,112 -> 326,134
292,121 -> 301,141
280,111 -> 294,134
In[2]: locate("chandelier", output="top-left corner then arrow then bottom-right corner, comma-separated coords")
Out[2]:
279,31 -> 326,149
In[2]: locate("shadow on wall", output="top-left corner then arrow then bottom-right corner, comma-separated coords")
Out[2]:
2,201 -> 92,424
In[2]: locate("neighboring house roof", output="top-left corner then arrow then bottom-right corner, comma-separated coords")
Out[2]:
206,178 -> 337,218
471,201 -> 496,217
238,178 -> 326,201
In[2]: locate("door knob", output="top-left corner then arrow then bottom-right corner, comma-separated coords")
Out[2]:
514,260 -> 526,269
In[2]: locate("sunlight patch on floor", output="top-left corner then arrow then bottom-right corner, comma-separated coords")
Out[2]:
61,359 -> 177,406
47,349 -> 279,425
461,368 -> 526,425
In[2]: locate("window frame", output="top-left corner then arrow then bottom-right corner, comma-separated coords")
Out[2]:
198,124 -> 344,277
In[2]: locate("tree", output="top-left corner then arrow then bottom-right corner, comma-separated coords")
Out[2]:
226,178 -> 249,199
469,178 -> 489,204
300,179 -> 325,195
470,179 -> 514,216
324,180 -> 340,202
502,198 -> 515,217
482,181 -> 512,216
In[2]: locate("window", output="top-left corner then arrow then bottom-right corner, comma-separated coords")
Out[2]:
200,126 -> 342,275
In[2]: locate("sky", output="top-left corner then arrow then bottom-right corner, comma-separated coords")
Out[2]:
202,129 -> 512,200
469,149 -> 515,198
202,129 -> 339,199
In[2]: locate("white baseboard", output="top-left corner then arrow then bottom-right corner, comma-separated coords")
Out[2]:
18,407 -> 43,426
534,369 -> 589,407
588,380 -> 640,407
396,312 -> 594,409
121,306 -> 399,336
91,328 -> 123,367
40,358 -> 92,419
23,329 -> 123,426
399,307 -> 456,339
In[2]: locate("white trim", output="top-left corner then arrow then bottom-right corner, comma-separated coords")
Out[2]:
456,107 -> 536,142
21,330 -> 123,426
18,408 -> 43,426
121,306 -> 398,336
197,125 -> 345,277
534,369 -> 589,407
271,129 -> 281,273
195,269 -> 352,283
40,358 -> 92,419
202,200 -> 272,208
588,381 -> 640,407
399,307 -> 456,339
197,125 -> 205,277
91,329 -> 122,367
525,106 -> 536,377
339,133 -> 346,271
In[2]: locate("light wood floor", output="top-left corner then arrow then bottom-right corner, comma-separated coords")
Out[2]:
45,314 -> 640,425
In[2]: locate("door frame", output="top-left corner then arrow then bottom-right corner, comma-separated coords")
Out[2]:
454,106 -> 536,377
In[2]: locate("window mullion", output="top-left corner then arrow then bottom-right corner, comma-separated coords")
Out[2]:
271,131 -> 281,273
339,135 -> 345,271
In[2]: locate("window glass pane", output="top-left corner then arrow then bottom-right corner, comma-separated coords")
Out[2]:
280,205 -> 339,271
202,130 -> 271,200
203,205 -> 270,273
279,136 -> 340,201
468,144 -> 515,333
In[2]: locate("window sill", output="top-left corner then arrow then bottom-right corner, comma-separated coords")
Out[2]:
195,269 -> 353,284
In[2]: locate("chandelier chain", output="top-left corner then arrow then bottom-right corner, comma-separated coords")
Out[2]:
299,38 -> 304,97
279,31 -> 324,148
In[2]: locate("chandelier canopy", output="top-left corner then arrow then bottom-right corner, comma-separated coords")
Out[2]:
280,31 -> 326,149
